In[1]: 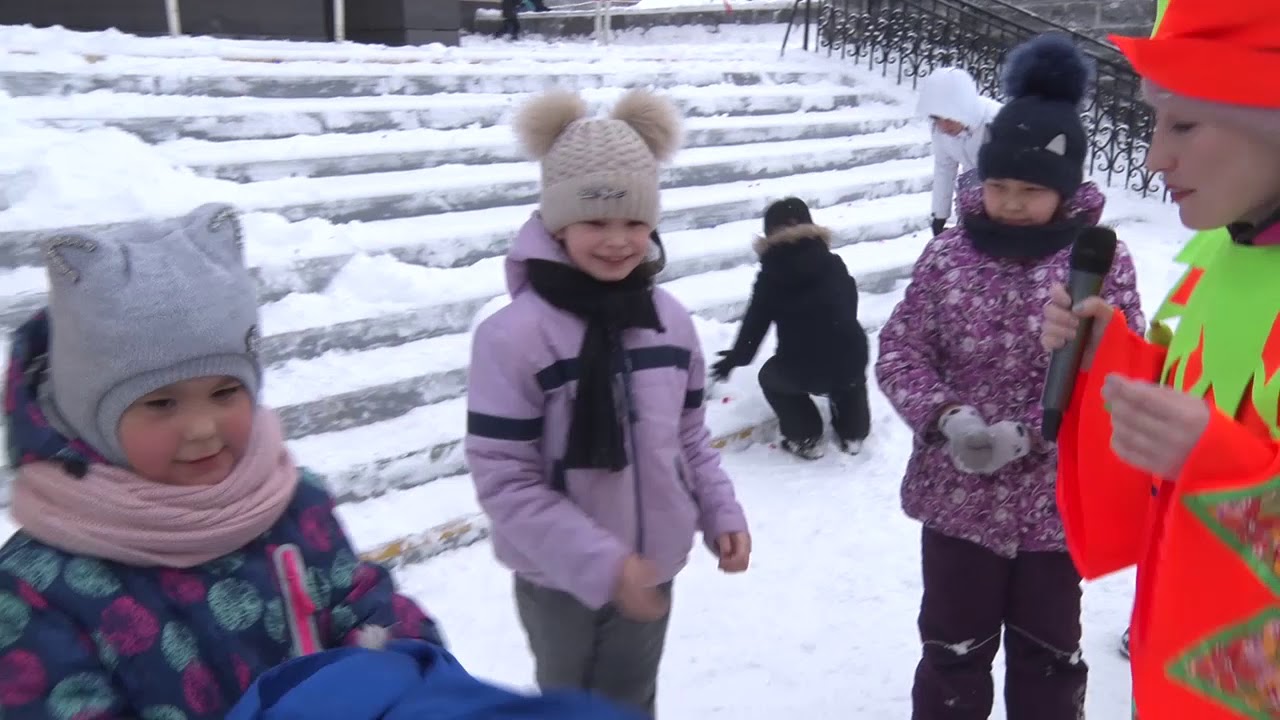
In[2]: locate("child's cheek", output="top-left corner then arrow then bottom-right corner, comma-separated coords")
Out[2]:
223,397 -> 256,463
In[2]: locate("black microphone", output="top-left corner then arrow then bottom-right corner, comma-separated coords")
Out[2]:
1041,226 -> 1118,443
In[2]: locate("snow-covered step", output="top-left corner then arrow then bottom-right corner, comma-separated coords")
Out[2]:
163,107 -> 918,182
15,84 -> 890,142
0,28 -> 795,65
253,192 -> 931,367
272,230 -> 926,502
342,289 -> 919,568
260,213 -> 924,439
250,154 -> 931,282
0,159 -> 934,332
230,130 -> 931,225
337,374 -> 780,566
0,65 -> 844,99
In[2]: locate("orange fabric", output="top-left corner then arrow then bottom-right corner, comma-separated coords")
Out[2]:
1057,313 -> 1165,578
1110,0 -> 1280,109
1058,312 -> 1280,719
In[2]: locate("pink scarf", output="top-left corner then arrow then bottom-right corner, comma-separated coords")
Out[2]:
11,409 -> 299,568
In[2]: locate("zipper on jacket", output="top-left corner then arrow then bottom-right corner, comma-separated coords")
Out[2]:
273,544 -> 322,657
616,334 -> 645,555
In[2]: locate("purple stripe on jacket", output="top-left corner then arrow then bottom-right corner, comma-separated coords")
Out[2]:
465,213 -> 748,609
876,178 -> 1146,557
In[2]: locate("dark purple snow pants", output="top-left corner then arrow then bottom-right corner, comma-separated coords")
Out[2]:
911,528 -> 1088,720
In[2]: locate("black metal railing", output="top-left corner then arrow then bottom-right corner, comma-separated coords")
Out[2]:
785,0 -> 1163,198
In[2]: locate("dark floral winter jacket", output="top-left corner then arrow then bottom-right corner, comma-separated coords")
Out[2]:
0,312 -> 443,719
876,180 -> 1146,557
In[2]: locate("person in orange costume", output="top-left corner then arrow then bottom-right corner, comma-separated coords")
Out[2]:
1041,0 -> 1280,717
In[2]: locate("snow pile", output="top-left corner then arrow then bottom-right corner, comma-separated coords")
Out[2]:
0,113 -> 237,228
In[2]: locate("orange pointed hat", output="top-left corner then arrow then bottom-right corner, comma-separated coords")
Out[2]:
1111,0 -> 1280,108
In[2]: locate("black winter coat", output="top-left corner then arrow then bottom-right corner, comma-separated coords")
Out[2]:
724,224 -> 869,391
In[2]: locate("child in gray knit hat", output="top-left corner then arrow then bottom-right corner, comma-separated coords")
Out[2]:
0,204 -> 443,717
466,88 -> 751,717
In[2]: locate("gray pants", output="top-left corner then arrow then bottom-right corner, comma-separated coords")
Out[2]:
514,575 -> 672,717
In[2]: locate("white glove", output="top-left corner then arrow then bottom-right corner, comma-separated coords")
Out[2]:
938,405 -> 1031,475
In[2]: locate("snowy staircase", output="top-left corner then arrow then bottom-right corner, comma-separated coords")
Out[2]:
0,41 -> 935,562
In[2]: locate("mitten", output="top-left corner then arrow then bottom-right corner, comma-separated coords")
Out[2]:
938,406 -> 1030,474
931,218 -> 947,237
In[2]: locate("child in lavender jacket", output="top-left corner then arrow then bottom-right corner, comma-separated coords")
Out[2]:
464,88 -> 750,717
876,35 -> 1145,720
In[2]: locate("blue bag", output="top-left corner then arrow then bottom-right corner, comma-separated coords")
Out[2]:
227,640 -> 647,720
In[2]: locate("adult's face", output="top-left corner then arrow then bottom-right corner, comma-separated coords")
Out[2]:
1146,101 -> 1280,230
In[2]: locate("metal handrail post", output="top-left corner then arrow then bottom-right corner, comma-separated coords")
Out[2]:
334,0 -> 347,41
165,0 -> 183,35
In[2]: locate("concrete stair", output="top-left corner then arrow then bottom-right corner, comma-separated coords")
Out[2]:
0,45 -> 934,564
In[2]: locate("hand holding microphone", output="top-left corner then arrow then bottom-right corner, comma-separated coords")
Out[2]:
1040,226 -> 1119,443
1041,286 -> 1115,368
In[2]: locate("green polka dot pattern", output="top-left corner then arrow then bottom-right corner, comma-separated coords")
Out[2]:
0,547 -> 62,591
206,553 -> 246,577
330,604 -> 358,640
92,631 -> 119,670
207,579 -> 264,632
161,622 -> 198,671
64,558 -> 122,598
141,706 -> 188,720
48,673 -> 116,720
264,598 -> 286,644
330,550 -> 358,590
0,591 -> 30,648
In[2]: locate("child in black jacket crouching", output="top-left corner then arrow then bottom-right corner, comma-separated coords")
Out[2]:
712,197 -> 871,459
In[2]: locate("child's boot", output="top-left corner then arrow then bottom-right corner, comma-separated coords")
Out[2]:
838,438 -> 864,455
781,436 -> 825,460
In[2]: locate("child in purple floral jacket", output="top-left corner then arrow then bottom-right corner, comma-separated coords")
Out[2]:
876,34 -> 1145,720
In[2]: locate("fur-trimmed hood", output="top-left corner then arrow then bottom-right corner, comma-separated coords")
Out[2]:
752,223 -> 832,256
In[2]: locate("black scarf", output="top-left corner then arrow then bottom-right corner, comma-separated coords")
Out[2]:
964,213 -> 1085,261
1228,206 -> 1280,246
526,259 -> 665,471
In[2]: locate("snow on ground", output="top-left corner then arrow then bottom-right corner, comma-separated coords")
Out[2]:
0,20 -> 1195,716
406,449 -> 1140,718
397,203 -> 1188,718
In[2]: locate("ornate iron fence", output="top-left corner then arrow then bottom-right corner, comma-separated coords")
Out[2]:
787,0 -> 1164,198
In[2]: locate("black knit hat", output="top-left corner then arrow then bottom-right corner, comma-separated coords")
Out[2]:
978,33 -> 1092,198
763,197 -> 813,236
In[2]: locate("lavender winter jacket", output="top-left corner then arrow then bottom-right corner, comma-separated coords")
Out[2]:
876,181 -> 1145,557
465,214 -> 748,609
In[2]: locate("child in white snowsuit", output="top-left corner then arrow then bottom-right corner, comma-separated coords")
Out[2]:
917,67 -> 1003,236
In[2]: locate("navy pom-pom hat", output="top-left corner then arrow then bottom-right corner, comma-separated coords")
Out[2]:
978,32 -> 1094,199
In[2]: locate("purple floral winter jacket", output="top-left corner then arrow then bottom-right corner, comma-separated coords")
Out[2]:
876,181 -> 1145,557
465,214 -> 748,609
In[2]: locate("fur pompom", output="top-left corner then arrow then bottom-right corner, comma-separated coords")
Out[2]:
514,89 -> 589,159
354,624 -> 392,650
1002,32 -> 1091,106
611,88 -> 683,162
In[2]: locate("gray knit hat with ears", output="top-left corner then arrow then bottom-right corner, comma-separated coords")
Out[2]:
514,88 -> 683,234
44,203 -> 262,465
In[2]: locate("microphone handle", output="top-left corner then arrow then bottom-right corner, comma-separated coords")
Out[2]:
1041,271 -> 1106,442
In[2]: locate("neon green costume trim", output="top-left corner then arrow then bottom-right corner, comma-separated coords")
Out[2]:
1154,0 -> 1169,36
1152,229 -> 1280,437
